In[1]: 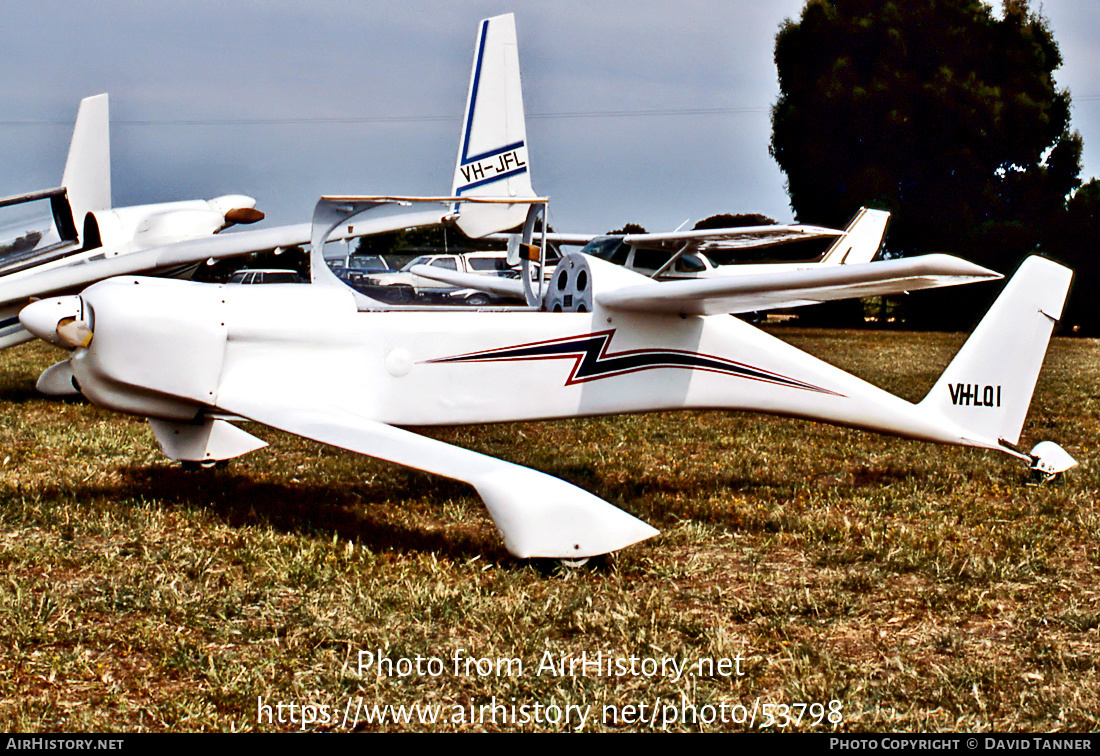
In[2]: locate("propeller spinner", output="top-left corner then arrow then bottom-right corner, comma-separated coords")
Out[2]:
19,296 -> 92,349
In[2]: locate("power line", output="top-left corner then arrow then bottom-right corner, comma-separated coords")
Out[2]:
0,105 -> 770,128
4,95 -> 1098,128
7,96 -> 1099,128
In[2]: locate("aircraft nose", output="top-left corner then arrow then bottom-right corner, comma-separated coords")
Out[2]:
19,296 -> 92,349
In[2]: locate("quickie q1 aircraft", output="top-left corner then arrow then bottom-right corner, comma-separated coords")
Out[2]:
18,196 -> 1077,562
16,13 -> 1078,562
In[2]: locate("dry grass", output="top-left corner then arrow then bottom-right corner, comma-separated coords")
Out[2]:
1,329 -> 1098,732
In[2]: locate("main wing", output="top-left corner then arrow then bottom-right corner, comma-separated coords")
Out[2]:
489,225 -> 846,256
622,223 -> 843,254
596,253 -> 1002,315
623,207 -> 889,267
0,222 -> 310,307
410,252 -> 1001,315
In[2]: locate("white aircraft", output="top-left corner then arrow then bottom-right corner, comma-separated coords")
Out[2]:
410,14 -> 904,303
18,193 -> 1076,561
574,205 -> 891,280
0,94 -> 268,350
411,17 -> 903,303
0,13 -> 535,354
14,13 -> 1076,562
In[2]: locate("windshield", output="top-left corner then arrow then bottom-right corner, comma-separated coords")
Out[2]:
0,197 -> 72,276
579,236 -> 629,266
400,255 -> 431,272
676,253 -> 709,273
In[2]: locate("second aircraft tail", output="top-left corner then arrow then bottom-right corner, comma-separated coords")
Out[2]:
61,93 -> 112,234
451,13 -> 535,238
819,207 -> 890,265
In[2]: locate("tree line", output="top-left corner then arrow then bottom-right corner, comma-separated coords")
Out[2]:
769,0 -> 1099,333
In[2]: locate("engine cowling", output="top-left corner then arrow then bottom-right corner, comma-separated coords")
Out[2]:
81,195 -> 262,250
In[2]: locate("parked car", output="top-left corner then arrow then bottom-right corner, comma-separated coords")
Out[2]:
364,251 -> 511,299
227,269 -> 304,284
345,254 -> 391,273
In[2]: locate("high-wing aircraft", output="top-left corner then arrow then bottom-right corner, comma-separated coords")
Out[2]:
0,12 -> 536,355
413,203 -> 981,313
511,205 -> 889,279
574,205 -> 891,280
18,193 -> 1076,561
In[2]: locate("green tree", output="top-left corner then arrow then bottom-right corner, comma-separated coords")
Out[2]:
1044,178 -> 1100,334
606,223 -> 647,235
770,0 -> 1079,270
692,212 -> 834,264
693,213 -> 776,230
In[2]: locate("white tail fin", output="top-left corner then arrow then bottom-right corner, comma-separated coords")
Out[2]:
61,94 -> 112,230
820,207 -> 889,264
919,256 -> 1073,446
451,13 -> 534,238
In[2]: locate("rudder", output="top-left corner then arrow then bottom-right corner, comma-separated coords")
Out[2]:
919,256 -> 1072,446
820,207 -> 890,265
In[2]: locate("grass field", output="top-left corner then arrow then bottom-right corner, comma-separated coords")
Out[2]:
1,329 -> 1097,732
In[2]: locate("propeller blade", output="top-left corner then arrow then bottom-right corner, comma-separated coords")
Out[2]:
56,316 -> 93,348
224,207 -> 265,225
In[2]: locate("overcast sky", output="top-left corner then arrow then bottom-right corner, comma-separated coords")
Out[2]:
0,1 -> 1097,236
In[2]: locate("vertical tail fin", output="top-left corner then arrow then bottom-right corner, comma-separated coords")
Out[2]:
820,207 -> 890,264
61,93 -> 112,231
919,256 -> 1073,446
451,13 -> 534,238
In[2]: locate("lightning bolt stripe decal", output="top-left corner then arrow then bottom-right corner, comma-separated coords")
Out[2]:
427,329 -> 843,395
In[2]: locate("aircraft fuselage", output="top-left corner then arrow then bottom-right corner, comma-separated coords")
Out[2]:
66,276 -> 989,452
